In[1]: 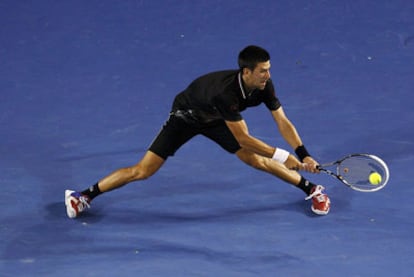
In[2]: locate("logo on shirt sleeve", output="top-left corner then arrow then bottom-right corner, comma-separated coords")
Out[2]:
230,104 -> 239,112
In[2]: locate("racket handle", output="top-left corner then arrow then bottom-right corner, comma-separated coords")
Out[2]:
292,164 -> 317,171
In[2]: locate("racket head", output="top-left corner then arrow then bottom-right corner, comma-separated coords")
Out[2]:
333,154 -> 390,192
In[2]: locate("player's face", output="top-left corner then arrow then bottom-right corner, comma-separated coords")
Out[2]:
244,61 -> 271,90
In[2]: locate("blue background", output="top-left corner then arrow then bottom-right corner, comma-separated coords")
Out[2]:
1,0 -> 413,276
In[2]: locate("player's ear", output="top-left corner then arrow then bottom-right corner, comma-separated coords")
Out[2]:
242,67 -> 251,75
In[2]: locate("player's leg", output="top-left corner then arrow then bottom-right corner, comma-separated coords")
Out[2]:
202,122 -> 330,215
236,148 -> 330,215
201,121 -> 301,184
65,151 -> 164,219
97,150 -> 165,193
65,113 -> 199,218
235,148 -> 301,184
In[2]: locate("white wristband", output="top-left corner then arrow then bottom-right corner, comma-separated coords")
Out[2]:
272,148 -> 290,163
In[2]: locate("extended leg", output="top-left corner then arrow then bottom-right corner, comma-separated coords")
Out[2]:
235,148 -> 330,215
65,151 -> 164,218
97,151 -> 165,193
236,148 -> 301,184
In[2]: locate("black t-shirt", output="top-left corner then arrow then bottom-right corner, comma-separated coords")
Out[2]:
172,70 -> 281,123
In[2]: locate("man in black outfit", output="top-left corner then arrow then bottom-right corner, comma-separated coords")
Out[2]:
65,45 -> 331,218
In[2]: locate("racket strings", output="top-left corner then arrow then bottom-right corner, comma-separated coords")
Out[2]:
338,156 -> 388,191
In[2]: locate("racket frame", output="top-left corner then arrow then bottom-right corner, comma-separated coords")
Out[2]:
317,153 -> 389,192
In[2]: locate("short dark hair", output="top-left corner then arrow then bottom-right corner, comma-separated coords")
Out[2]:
238,45 -> 270,71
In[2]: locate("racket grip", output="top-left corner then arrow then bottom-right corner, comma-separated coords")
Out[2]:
292,164 -> 320,172
291,164 -> 308,171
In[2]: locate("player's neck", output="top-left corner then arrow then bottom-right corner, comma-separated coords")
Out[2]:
241,74 -> 255,92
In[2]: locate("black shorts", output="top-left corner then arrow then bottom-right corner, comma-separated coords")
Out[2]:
149,111 -> 241,160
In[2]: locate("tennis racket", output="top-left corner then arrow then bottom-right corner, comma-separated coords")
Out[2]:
317,154 -> 389,192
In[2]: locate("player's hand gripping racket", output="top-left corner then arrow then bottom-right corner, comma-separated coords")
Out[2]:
316,154 -> 389,192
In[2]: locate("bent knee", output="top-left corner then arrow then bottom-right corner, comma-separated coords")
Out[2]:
249,156 -> 269,170
237,150 -> 267,170
128,164 -> 156,181
128,152 -> 164,181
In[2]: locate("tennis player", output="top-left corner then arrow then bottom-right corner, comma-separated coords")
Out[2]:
65,45 -> 330,218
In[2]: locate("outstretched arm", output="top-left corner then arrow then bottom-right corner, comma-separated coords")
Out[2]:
271,107 -> 319,172
225,119 -> 304,170
225,119 -> 275,158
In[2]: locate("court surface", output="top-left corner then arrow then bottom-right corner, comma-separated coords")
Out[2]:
1,1 -> 413,276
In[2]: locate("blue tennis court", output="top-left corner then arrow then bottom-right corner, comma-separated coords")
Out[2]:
1,0 -> 413,276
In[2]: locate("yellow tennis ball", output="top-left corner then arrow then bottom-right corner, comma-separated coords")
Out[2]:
369,172 -> 382,185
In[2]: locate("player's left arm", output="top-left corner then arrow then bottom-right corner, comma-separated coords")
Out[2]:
271,107 -> 319,172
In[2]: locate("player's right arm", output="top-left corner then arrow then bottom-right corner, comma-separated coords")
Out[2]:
225,119 -> 275,157
225,119 -> 303,170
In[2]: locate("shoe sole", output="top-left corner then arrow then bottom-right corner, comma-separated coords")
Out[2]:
65,190 -> 77,218
311,206 -> 330,215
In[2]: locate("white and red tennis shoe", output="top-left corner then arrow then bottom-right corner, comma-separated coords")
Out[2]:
65,190 -> 91,218
306,185 -> 331,215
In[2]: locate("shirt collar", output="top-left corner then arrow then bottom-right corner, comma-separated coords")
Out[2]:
238,72 -> 247,99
